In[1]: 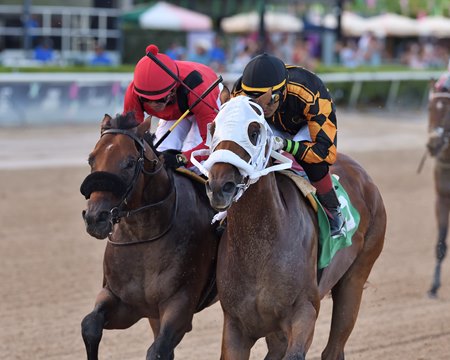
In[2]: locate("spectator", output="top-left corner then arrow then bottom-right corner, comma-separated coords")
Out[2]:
275,33 -> 293,64
291,37 -> 318,71
401,42 -> 425,69
166,41 -> 186,60
34,37 -> 54,64
187,40 -> 210,65
356,31 -> 382,66
208,37 -> 227,72
228,45 -> 253,73
90,44 -> 112,66
338,39 -> 359,68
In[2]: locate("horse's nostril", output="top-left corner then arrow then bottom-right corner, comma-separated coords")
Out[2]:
222,181 -> 237,195
82,210 -> 86,219
97,211 -> 111,223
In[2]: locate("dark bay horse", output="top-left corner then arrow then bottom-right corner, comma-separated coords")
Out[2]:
196,95 -> 386,360
80,113 -> 219,359
426,84 -> 450,297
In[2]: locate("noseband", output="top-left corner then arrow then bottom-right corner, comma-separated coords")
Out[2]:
80,128 -> 165,224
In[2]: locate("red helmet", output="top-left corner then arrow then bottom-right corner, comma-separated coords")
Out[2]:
133,44 -> 179,100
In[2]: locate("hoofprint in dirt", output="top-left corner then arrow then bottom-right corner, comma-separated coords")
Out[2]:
0,111 -> 449,359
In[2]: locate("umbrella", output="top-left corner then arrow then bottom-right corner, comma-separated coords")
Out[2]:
122,1 -> 212,31
364,13 -> 419,37
221,11 -> 303,33
417,16 -> 450,38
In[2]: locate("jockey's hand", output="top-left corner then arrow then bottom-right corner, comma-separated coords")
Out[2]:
160,150 -> 187,169
272,136 -> 286,151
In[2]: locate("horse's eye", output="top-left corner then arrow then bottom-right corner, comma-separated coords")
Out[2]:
250,130 -> 259,144
125,158 -> 137,169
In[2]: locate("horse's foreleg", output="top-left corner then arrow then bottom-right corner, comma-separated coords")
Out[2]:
81,288 -> 142,360
221,315 -> 255,360
81,304 -> 104,360
146,299 -> 194,360
264,331 -> 287,360
282,300 -> 318,360
429,200 -> 449,298
322,252 -> 377,360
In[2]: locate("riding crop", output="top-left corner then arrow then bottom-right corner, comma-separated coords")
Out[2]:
416,149 -> 428,174
154,75 -> 223,149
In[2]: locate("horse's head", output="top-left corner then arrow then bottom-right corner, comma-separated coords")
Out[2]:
195,94 -> 289,211
427,81 -> 450,157
80,112 -> 156,239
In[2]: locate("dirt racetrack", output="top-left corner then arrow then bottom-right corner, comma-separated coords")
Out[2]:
1,110 -> 449,360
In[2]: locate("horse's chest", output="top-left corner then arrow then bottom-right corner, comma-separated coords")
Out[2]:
104,249 -> 178,312
219,272 -> 293,315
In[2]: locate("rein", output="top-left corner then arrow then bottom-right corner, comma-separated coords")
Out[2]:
107,174 -> 178,246
98,128 -> 179,245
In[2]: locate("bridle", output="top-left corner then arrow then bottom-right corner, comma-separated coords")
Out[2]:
80,128 -> 178,245
429,92 -> 450,165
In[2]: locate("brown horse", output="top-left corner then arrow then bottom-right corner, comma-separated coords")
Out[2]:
197,95 -> 386,360
426,85 -> 450,298
80,113 -> 219,360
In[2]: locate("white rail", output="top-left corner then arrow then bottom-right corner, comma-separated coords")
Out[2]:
0,71 -> 442,126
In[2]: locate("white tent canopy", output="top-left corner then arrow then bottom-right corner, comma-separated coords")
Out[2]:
138,1 -> 212,31
221,11 -> 303,33
417,16 -> 450,38
364,13 -> 419,37
323,11 -> 367,37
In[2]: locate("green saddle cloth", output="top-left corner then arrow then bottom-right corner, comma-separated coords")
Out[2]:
315,175 -> 360,269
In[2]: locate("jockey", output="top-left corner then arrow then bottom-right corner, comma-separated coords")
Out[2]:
123,44 -> 222,170
434,71 -> 450,93
232,53 -> 345,236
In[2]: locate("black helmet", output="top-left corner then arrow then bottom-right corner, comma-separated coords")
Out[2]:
242,53 -> 287,94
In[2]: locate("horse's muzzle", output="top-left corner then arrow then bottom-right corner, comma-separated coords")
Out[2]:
82,208 -> 113,239
206,180 -> 237,211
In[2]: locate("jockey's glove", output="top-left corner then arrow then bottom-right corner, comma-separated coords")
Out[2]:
272,136 -> 286,151
160,150 -> 187,169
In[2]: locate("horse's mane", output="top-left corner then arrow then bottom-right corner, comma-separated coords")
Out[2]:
102,112 -> 158,151
108,112 -> 140,130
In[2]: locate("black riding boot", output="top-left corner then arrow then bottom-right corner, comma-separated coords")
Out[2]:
317,188 -> 345,236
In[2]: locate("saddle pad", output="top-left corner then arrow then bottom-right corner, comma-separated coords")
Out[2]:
280,171 -> 360,269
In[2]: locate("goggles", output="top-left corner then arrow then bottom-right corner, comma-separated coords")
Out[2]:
245,91 -> 282,105
140,90 -> 174,104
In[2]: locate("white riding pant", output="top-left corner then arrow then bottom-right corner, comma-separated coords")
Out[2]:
270,123 -> 312,142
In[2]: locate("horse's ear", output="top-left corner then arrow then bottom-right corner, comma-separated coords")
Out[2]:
137,116 -> 152,138
220,85 -> 231,104
255,89 -> 272,108
101,114 -> 113,132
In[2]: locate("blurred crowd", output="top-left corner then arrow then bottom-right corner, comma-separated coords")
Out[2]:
164,33 -> 319,74
4,31 -> 448,73
164,31 -> 449,74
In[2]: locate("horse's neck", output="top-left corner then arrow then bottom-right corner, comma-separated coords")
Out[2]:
142,169 -> 172,204
115,168 -> 175,239
227,173 -> 284,242
438,144 -> 450,164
